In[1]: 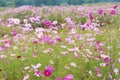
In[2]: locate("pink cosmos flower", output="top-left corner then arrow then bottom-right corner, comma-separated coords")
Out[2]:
5,39 -> 12,45
0,45 -> 7,51
100,48 -> 105,53
34,70 -> 42,77
114,68 -> 119,75
97,72 -> 102,77
95,67 -> 102,77
11,30 -> 18,36
73,52 -> 78,58
5,39 -> 12,47
29,17 -> 35,23
44,21 -> 52,28
95,67 -> 100,72
8,18 -> 14,24
42,36 -> 52,44
74,34 -> 83,40
95,45 -> 100,52
63,74 -> 74,80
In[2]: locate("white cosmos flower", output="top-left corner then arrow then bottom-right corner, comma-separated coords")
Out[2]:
14,18 -> 20,25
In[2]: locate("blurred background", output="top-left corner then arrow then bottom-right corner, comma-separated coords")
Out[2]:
0,0 -> 120,7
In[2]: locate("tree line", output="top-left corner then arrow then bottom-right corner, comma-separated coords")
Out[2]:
0,0 -> 119,7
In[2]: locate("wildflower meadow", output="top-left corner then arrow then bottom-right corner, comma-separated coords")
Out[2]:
0,3 -> 120,80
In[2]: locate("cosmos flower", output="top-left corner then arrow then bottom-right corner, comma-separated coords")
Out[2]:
44,70 -> 52,77
0,45 -> 7,51
95,67 -> 102,77
56,37 -> 62,42
13,18 -> 20,25
113,5 -> 118,9
44,21 -> 52,28
104,57 -> 111,63
114,68 -> 119,75
110,9 -> 116,15
44,65 -> 54,77
29,17 -> 36,23
34,70 -> 42,77
63,74 -> 74,80
42,36 -> 52,44
11,30 -> 18,36
89,12 -> 93,21
98,10 -> 103,15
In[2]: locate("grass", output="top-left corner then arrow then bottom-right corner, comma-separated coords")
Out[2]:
0,26 -> 120,80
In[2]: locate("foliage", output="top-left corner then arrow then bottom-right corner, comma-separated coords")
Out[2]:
0,0 -> 119,7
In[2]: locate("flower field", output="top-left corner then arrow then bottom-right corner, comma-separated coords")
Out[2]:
0,3 -> 120,80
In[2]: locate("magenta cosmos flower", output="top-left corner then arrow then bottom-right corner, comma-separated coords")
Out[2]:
104,57 -> 112,63
56,37 -> 62,42
44,21 -> 52,28
44,65 -> 54,77
11,30 -> 18,36
98,10 -> 103,15
89,12 -> 93,21
113,5 -> 118,9
110,9 -> 116,15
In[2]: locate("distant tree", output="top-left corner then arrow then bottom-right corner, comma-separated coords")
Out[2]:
67,0 -> 84,5
67,0 -> 71,4
47,0 -> 60,5
26,0 -> 35,5
60,0 -> 67,3
34,0 -> 48,6
0,0 -> 120,7
0,0 -> 7,7
78,0 -> 84,4
14,0 -> 26,7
